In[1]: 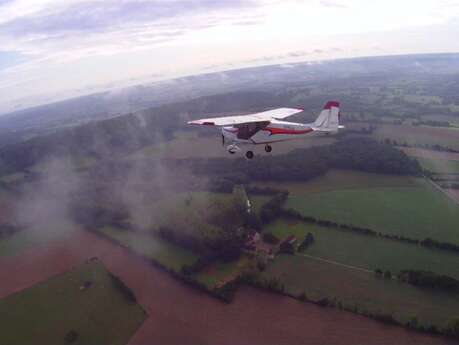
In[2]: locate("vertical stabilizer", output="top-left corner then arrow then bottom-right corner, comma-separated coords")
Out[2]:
314,101 -> 340,131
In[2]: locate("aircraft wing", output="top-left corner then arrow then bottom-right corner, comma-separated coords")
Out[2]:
187,107 -> 303,126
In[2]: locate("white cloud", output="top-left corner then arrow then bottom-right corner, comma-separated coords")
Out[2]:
0,0 -> 459,113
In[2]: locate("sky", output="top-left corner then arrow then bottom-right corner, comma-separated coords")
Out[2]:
0,0 -> 459,114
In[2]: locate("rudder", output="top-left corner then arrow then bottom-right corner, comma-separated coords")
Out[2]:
314,101 -> 340,131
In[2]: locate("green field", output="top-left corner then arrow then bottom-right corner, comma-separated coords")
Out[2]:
372,124 -> 459,150
193,255 -> 251,288
101,227 -> 249,290
100,227 -> 199,272
260,254 -> 459,328
0,171 -> 26,183
0,221 -> 79,258
128,191 -> 246,239
253,170 -> 416,194
285,179 -> 459,243
265,219 -> 459,280
0,260 -> 145,345
403,94 -> 442,105
249,195 -> 271,214
417,158 -> 459,174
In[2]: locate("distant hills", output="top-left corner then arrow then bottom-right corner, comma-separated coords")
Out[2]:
0,52 -> 458,175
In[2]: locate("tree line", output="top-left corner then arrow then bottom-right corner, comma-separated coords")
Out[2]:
174,137 -> 422,185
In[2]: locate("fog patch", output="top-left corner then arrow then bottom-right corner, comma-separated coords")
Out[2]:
13,157 -> 82,244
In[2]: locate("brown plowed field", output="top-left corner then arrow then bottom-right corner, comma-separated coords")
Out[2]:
1,230 -> 456,345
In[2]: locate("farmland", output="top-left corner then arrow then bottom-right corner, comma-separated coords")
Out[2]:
3,53 -> 459,344
400,147 -> 459,174
193,255 -> 251,288
99,226 -> 251,290
0,221 -> 79,258
0,229 -> 449,345
372,124 -> 459,151
284,178 -> 459,243
259,254 -> 459,329
265,219 -> 459,280
401,147 -> 459,162
0,260 -> 145,345
417,158 -> 459,174
128,191 -> 245,235
253,169 -> 416,194
99,227 -> 199,272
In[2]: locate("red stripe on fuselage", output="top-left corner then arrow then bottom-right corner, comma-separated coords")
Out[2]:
263,127 -> 313,136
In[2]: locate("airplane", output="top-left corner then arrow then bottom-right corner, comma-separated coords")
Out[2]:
188,101 -> 342,159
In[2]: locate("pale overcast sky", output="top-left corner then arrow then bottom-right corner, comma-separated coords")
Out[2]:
1,0 -> 459,113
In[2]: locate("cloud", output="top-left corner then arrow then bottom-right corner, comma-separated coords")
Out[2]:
2,1 -> 255,36
0,51 -> 27,71
320,0 -> 348,9
1,0 -> 459,113
0,0 -> 260,63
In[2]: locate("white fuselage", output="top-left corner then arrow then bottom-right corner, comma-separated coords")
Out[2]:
222,120 -> 331,145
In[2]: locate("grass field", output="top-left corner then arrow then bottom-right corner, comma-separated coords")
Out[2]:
128,191 -> 245,239
260,254 -> 459,328
372,124 -> 459,151
100,226 -> 250,290
265,219 -> 459,280
403,94 -> 442,105
0,221 -> 79,258
417,158 -> 459,174
400,147 -> 459,174
249,195 -> 271,215
193,255 -> 251,288
253,170 -> 416,195
0,260 -> 145,345
0,171 -> 26,183
100,227 -> 199,272
285,178 -> 459,243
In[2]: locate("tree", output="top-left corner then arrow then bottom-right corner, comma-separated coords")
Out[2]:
263,232 -> 280,244
298,232 -> 314,251
384,270 -> 392,279
445,317 -> 459,337
407,316 -> 418,329
257,260 -> 266,271
65,330 -> 79,343
279,241 -> 295,255
298,292 -> 307,301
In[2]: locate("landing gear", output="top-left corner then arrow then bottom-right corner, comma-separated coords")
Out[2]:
246,151 -> 254,159
227,144 -> 240,154
265,145 -> 272,153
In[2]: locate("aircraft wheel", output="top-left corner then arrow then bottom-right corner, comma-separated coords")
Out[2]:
265,145 -> 272,153
246,151 -> 254,159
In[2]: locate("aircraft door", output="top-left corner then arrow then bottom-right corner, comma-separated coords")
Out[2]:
236,121 -> 269,140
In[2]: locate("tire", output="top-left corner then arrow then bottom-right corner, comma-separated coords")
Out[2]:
265,145 -> 272,153
246,151 -> 254,159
